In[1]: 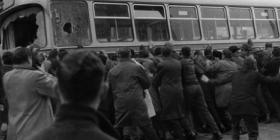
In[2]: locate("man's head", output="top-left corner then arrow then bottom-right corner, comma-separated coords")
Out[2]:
272,47 -> 280,57
162,43 -> 173,57
229,46 -> 240,54
181,46 -> 191,58
57,51 -> 105,105
2,51 -> 14,65
213,50 -> 222,60
118,47 -> 131,59
265,43 -> 273,49
223,49 -> 232,59
13,47 -> 32,65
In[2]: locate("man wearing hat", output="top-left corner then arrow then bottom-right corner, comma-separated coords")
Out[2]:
108,47 -> 159,140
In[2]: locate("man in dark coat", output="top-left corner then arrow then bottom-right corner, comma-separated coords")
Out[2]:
30,51 -> 119,140
108,47 -> 159,140
230,58 -> 280,140
263,47 -> 280,120
154,45 -> 187,140
181,47 -> 222,140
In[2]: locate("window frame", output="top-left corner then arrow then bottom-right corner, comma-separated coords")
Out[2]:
133,4 -> 166,20
1,7 -> 48,50
169,5 -> 201,41
51,1 -> 92,47
228,7 -> 256,40
200,6 -> 230,40
133,4 -> 170,42
93,2 -> 131,19
254,7 -> 279,39
93,2 -> 134,43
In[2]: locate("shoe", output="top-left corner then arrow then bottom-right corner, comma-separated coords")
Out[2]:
211,132 -> 223,140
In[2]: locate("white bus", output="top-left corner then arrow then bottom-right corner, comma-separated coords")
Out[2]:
1,0 -> 280,52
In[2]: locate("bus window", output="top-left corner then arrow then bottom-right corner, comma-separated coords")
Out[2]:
201,7 -> 229,40
169,6 -> 201,41
254,8 -> 278,39
2,7 -> 46,50
94,3 -> 133,42
229,7 -> 255,40
51,1 -> 91,46
134,5 -> 169,41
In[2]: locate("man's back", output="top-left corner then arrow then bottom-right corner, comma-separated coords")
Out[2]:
3,67 -> 56,140
30,104 -> 116,140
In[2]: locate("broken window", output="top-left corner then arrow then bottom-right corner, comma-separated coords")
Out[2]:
2,7 -> 46,50
51,1 -> 91,47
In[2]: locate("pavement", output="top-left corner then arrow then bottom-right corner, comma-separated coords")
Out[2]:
197,123 -> 280,140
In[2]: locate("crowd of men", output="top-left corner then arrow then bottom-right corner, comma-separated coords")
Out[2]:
0,40 -> 280,140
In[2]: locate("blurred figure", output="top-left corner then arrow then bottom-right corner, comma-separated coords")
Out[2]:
58,49 -> 68,61
207,49 -> 238,132
263,47 -> 280,120
3,47 -> 57,140
181,46 -> 222,140
0,51 -> 13,140
2,52 -> 13,74
229,46 -> 244,68
108,47 -> 159,140
31,51 -> 118,140
154,45 -> 188,140
230,58 -> 280,140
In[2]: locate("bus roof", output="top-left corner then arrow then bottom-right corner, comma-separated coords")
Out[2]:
4,0 -> 280,8
95,0 -> 280,7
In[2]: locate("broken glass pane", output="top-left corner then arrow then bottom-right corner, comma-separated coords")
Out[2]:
51,1 -> 91,47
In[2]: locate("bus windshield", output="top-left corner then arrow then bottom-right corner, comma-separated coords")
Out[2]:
51,1 -> 92,47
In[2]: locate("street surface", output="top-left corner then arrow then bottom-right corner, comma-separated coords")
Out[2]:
197,123 -> 280,140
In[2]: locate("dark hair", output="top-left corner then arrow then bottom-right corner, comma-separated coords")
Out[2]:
57,51 -> 105,104
13,47 -> 32,65
162,43 -> 173,57
153,47 -> 162,56
181,46 -> 191,58
48,49 -> 58,60
223,49 -> 232,59
229,46 -> 240,53
139,49 -> 149,58
213,50 -> 222,60
58,49 -> 68,61
2,51 -> 14,65
162,46 -> 173,57
272,47 -> 280,57
204,46 -> 212,57
265,43 -> 273,49
118,47 -> 130,58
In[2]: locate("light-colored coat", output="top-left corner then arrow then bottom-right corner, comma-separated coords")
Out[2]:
3,66 -> 57,140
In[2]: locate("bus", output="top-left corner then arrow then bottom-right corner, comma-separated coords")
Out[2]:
1,0 -> 280,53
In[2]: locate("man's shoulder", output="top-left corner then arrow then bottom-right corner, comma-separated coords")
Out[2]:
30,123 -> 116,140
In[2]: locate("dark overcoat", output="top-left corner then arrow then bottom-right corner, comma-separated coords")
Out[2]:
230,71 -> 280,116
108,59 -> 151,127
154,57 -> 185,120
